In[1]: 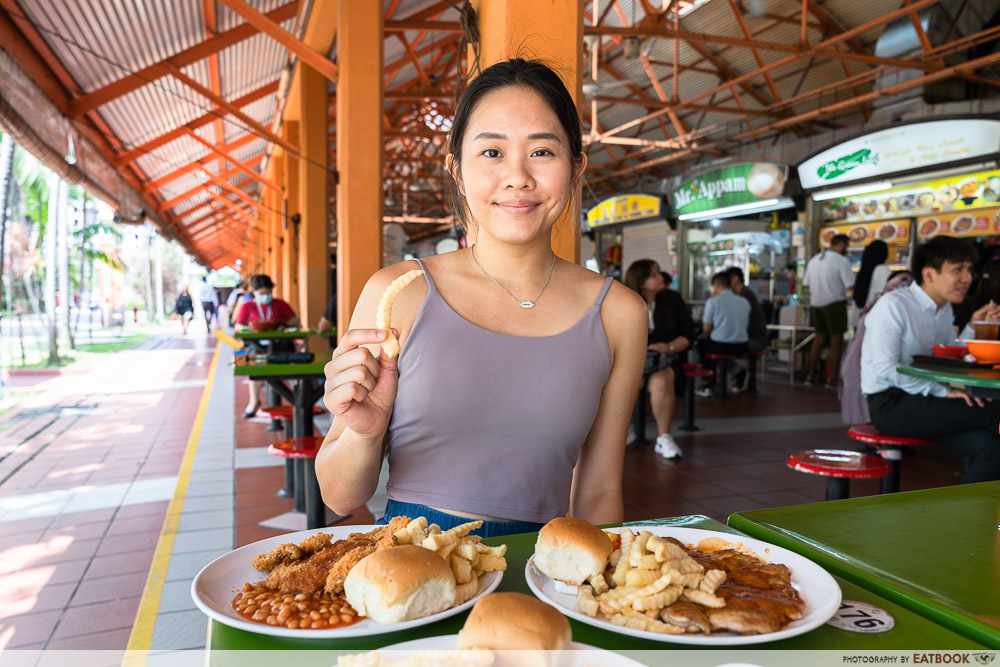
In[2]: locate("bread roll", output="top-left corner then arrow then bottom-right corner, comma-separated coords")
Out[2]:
456,592 -> 571,650
533,517 -> 613,585
344,545 -> 456,624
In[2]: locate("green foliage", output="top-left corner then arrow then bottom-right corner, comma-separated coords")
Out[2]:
11,147 -> 49,235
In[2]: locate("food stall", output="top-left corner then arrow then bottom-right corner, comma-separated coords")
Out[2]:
585,192 -> 673,281
671,162 -> 798,304
801,118 -> 1000,268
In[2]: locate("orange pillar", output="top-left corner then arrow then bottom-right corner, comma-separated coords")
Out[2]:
297,65 -> 329,350
282,122 -> 301,312
336,0 -> 383,340
472,0 -> 583,264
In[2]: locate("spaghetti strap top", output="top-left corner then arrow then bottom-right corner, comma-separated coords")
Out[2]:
386,258 -> 614,522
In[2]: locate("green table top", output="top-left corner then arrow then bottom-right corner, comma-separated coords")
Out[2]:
206,515 -> 985,655
235,329 -> 332,340
729,482 -> 1000,648
898,362 -> 1000,389
232,354 -> 332,378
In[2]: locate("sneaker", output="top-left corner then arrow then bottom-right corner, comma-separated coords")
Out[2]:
655,433 -> 683,459
696,387 -> 714,398
626,425 -> 638,446
824,378 -> 839,390
803,375 -> 817,387
733,368 -> 748,390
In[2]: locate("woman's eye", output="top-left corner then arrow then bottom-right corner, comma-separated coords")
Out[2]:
531,149 -> 553,157
482,149 -> 501,158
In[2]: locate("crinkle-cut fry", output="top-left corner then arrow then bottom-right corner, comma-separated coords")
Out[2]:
455,542 -> 479,562
596,586 -> 635,614
609,612 -> 687,635
612,530 -> 635,586
628,531 -> 653,567
633,554 -> 660,570
475,554 -> 506,572
682,588 -> 726,608
678,557 -> 704,574
436,543 -> 457,560
445,520 -> 483,539
577,584 -> 600,617
588,571 -> 609,595
609,548 -> 622,568
422,531 -> 459,551
660,558 -> 681,574
699,568 -> 726,594
648,535 -> 687,563
453,574 -> 480,606
475,543 -> 506,557
375,269 -> 424,358
625,567 -> 661,588
427,523 -> 441,536
450,554 -> 474,584
673,572 -> 703,589
632,584 -> 683,611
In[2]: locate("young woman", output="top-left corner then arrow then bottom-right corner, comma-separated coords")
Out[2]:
317,59 -> 647,537
854,240 -> 891,309
174,288 -> 194,335
624,260 -> 694,459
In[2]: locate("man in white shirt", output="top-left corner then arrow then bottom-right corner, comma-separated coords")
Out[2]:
802,234 -> 854,388
862,237 -> 1000,483
198,277 -> 219,333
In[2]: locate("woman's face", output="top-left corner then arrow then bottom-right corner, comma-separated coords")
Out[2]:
642,266 -> 665,293
453,85 -> 584,246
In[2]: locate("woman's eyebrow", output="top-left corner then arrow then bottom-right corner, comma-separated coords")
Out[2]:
471,131 -> 563,142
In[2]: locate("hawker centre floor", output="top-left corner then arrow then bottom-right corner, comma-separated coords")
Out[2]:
0,330 -> 962,650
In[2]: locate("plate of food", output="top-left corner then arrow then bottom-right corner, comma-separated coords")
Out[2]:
848,225 -> 869,244
937,183 -> 959,206
875,222 -> 897,242
819,228 -> 837,247
951,214 -> 975,235
897,193 -> 917,211
917,217 -> 940,239
957,177 -> 982,202
917,191 -> 937,209
861,200 -> 879,216
191,519 -> 506,638
525,519 -> 841,646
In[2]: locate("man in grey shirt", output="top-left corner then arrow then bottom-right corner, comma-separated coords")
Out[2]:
699,271 -> 750,396
728,266 -> 768,390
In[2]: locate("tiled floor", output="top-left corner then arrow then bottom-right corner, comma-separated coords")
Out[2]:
0,331 -> 964,650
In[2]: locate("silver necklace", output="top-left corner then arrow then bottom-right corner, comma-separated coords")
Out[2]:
470,245 -> 555,309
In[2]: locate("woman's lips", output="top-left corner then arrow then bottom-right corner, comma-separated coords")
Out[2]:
495,199 -> 540,215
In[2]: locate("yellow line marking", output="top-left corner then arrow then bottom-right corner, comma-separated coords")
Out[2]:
125,341 -> 223,657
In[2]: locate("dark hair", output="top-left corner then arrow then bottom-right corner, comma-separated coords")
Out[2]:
853,240 -> 889,307
711,271 -> 731,288
831,234 -> 850,248
446,58 -> 584,231
912,237 -> 978,285
250,274 -> 274,290
784,263 -> 796,274
624,259 -> 659,296
726,266 -> 745,285
972,259 -> 1000,308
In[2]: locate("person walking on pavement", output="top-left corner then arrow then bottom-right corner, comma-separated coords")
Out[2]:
802,234 -> 854,388
174,287 -> 194,335
198,277 -> 219,333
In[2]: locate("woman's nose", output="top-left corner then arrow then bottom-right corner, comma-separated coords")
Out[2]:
502,156 -> 533,189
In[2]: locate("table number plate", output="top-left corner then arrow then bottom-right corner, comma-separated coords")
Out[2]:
827,600 -> 895,633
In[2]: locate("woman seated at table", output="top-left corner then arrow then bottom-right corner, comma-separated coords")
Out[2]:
624,259 -> 694,460
235,274 -> 301,418
316,58 -> 647,537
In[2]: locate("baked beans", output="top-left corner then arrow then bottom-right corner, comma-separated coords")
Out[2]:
232,583 -> 361,630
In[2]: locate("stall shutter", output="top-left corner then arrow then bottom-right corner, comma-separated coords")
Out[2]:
622,221 -> 674,278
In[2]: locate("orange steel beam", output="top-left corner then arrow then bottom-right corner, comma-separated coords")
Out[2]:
201,186 -> 260,226
637,52 -> 690,142
727,0 -> 781,103
113,81 -> 279,167
184,128 -> 280,193
160,164 -> 260,211
384,20 -> 461,32
682,41 -> 772,109
591,96 -> 775,117
68,1 -> 298,117
200,169 -> 261,211
144,135 -> 259,194
202,0 -> 229,180
395,33 -> 431,87
165,64 -> 296,154
215,0 -> 338,84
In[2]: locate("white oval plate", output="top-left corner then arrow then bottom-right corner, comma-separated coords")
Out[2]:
191,525 -> 503,638
381,634 -> 646,665
525,526 -> 841,646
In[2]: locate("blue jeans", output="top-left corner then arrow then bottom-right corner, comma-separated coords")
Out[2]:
376,499 -> 545,538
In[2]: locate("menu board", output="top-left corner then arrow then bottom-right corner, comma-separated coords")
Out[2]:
916,208 -> 1000,240
818,220 -> 911,248
820,170 -> 1000,223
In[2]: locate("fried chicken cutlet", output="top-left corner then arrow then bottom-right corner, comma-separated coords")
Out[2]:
253,516 -> 412,595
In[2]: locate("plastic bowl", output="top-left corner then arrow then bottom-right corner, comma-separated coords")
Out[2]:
930,345 -> 967,359
964,340 -> 1000,364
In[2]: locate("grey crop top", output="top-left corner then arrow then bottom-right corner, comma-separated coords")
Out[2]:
385,258 -> 615,522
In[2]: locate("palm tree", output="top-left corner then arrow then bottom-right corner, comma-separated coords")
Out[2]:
12,145 -> 49,316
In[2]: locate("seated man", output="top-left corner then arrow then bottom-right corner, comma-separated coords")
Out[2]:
727,266 -> 768,390
699,271 -> 750,397
862,237 -> 1000,483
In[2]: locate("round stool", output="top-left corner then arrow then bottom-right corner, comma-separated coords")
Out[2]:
847,425 -> 933,494
787,449 -> 892,501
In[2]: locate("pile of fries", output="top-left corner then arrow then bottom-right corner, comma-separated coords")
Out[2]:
393,517 -> 507,607
575,528 -> 726,634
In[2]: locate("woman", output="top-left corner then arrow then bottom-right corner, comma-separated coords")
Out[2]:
174,288 -> 194,335
624,260 -> 694,459
317,59 -> 647,537
853,240 -> 891,309
235,274 -> 301,417
955,258 -> 1000,331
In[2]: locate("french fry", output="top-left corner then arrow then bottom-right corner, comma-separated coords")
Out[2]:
682,588 -> 726,608
475,554 -> 506,572
632,584 -> 683,611
612,529 -> 635,586
588,572 -> 609,595
453,575 -> 480,606
577,584 -> 599,617
699,569 -> 725,594
450,554 -> 473,585
625,567 -> 661,588
628,531 -> 653,567
374,268 -> 424,358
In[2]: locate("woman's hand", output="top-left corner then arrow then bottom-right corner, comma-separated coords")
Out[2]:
648,342 -> 670,354
324,329 -> 399,439
971,302 -> 1000,323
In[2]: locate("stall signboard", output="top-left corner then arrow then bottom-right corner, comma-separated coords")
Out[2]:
820,169 -> 1000,223
587,193 -> 666,228
916,208 -> 1000,240
800,119 -> 1000,190
672,163 -> 788,217
818,221 -> 911,248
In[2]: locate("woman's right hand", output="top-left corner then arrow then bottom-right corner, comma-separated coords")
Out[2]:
324,329 -> 398,440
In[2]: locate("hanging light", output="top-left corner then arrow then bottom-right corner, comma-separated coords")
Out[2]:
623,36 -> 641,60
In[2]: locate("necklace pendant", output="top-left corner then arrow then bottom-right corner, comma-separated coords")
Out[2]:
519,300 -> 536,309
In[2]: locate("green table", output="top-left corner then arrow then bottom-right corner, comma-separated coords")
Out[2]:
898,361 -> 1000,399
205,515 -> 985,659
235,328 -> 334,340
729,482 -> 1000,648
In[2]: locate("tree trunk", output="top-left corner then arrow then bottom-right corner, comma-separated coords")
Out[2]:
0,133 -> 13,397
45,174 -> 59,366
153,233 -> 165,321
57,180 -> 73,349
143,225 -> 154,325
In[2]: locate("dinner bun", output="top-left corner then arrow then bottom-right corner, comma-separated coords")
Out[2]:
344,545 -> 456,624
533,517 -> 613,585
456,592 -> 571,650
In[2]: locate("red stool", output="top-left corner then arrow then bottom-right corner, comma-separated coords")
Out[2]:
269,436 -> 326,529
787,449 -> 892,500
746,349 -> 768,393
680,363 -> 713,432
262,405 -> 326,496
704,353 -> 736,398
847,424 -> 933,494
